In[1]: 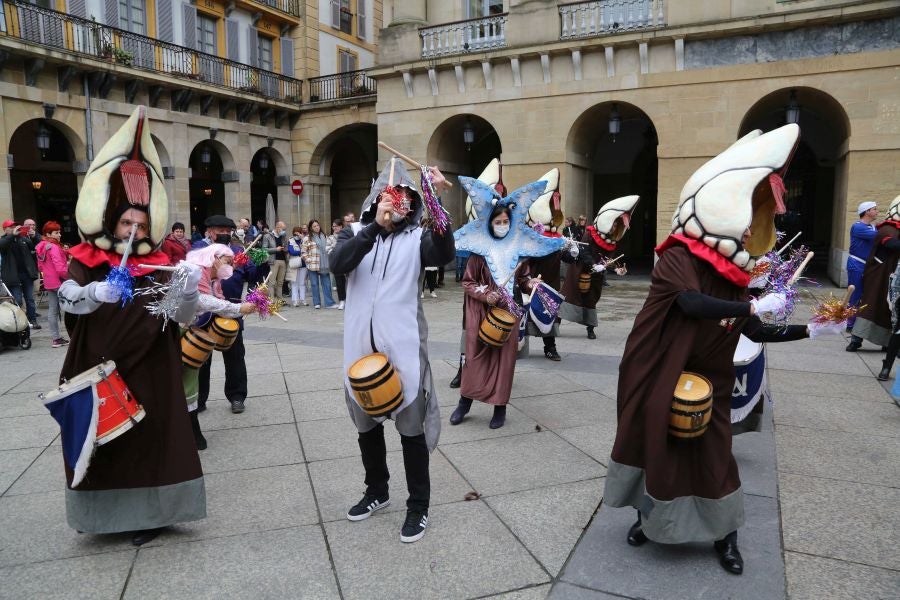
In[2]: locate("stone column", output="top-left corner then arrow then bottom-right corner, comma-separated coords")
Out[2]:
392,0 -> 426,24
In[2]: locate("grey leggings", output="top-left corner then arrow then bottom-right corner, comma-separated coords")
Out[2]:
47,290 -> 62,340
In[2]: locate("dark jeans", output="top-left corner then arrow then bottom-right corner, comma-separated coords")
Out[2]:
358,423 -> 430,513
11,277 -> 36,321
334,273 -> 346,302
423,270 -> 438,293
455,256 -> 469,280
197,329 -> 248,406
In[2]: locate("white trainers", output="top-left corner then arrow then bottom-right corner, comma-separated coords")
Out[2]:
430,292 -> 437,298
314,305 -> 321,309
338,301 -> 345,310
420,292 -> 424,299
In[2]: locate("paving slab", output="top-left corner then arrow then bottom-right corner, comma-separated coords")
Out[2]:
0,390 -> 49,417
307,449 -> 472,523
0,414 -> 60,450
124,527 -> 339,599
486,478 -> 605,575
0,446 -> 42,495
779,473 -> 900,571
284,368 -> 346,393
437,404 -> 540,446
4,444 -> 63,496
514,390 -> 616,431
198,394 -> 294,431
773,393 -> 900,437
7,371 -> 63,394
767,369 -> 889,402
555,422 -> 618,467
484,584 -> 552,599
290,388 -> 352,422
440,431 -> 605,497
547,582 -> 631,599
199,423 -> 303,473
508,372 -> 588,399
297,416 -> 403,462
732,430 -> 778,498
558,496 -> 785,600
0,549 -> 135,600
784,551 -> 900,600
325,500 -> 549,600
205,373 -> 287,400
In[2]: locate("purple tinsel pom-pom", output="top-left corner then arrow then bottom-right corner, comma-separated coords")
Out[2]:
419,166 -> 452,235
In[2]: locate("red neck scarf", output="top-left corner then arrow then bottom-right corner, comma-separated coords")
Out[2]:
542,231 -> 562,238
656,234 -> 750,288
879,219 -> 900,229
68,242 -> 170,277
586,226 -> 616,251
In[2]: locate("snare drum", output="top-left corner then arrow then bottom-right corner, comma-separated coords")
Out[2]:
347,353 -> 404,417
669,372 -> 713,439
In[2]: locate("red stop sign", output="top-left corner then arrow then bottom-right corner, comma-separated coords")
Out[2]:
291,179 -> 304,195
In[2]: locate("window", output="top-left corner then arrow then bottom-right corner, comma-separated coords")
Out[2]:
118,0 -> 146,33
465,0 -> 503,18
339,0 -> 352,34
258,35 -> 273,71
196,13 -> 216,54
338,48 -> 358,95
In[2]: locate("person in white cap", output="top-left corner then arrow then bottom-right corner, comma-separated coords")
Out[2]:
845,200 -> 879,348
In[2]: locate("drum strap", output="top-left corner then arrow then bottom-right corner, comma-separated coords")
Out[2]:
369,319 -> 378,354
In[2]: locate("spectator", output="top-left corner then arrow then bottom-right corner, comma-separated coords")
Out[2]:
35,221 -> 70,347
263,221 -> 288,300
303,219 -> 337,308
190,224 -> 203,243
240,217 -> 259,242
161,222 -> 191,264
343,212 -> 356,227
327,219 -> 346,310
0,219 -> 40,328
286,225 -> 309,307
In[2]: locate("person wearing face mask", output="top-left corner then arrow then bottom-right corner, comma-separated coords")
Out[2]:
286,225 -> 309,307
182,244 -> 258,449
192,215 -> 257,415
326,220 -> 346,309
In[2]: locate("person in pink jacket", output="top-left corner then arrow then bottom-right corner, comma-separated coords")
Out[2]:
35,221 -> 70,347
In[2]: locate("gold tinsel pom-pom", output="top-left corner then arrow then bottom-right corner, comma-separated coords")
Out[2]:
811,295 -> 862,324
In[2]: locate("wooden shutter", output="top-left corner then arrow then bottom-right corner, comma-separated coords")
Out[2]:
226,18 -> 240,60
157,0 -> 174,42
330,0 -> 339,28
68,0 -> 87,18
280,37 -> 294,76
246,25 -> 258,66
356,0 -> 365,40
104,0 -> 118,26
182,3 -> 197,49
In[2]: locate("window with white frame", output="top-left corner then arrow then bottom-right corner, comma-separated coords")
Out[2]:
465,0 -> 503,18
118,0 -> 146,33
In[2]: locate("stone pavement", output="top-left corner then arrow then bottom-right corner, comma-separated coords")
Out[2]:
1,278 -> 898,599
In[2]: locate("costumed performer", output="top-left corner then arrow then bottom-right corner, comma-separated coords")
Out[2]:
844,201 -> 878,334
559,196 -> 638,339
56,106 -> 205,546
603,123 -> 844,575
182,243 -> 258,450
847,194 -> 900,352
449,175 -> 564,429
331,158 -> 454,543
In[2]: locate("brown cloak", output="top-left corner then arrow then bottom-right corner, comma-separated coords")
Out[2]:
604,244 -> 749,544
852,221 -> 900,346
460,254 -> 529,406
61,259 -> 206,533
559,230 -> 610,327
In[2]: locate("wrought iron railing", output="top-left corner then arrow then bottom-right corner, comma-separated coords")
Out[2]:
559,0 -> 666,39
250,0 -> 302,19
0,0 -> 302,103
307,69 -> 376,102
420,13 -> 508,58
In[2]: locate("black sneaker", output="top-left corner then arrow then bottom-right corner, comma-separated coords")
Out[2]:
400,510 -> 428,543
346,493 -> 390,521
230,399 -> 245,414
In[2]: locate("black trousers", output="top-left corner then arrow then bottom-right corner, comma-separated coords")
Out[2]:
423,270 -> 438,293
198,329 -> 248,407
358,423 -> 429,513
334,273 -> 347,302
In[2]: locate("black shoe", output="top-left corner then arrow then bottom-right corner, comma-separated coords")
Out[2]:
714,537 -> 744,575
489,405 -> 506,429
346,493 -> 390,521
846,341 -> 861,352
878,364 -> 892,381
627,520 -> 648,546
195,432 -> 207,451
587,327 -> 596,340
449,397 -> 472,425
230,399 -> 245,414
400,510 -> 428,543
197,402 -> 207,413
29,322 -> 41,330
449,368 -> 461,389
131,528 -> 163,546
544,347 -> 561,361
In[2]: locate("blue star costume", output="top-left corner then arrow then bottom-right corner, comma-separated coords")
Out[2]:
454,177 -> 565,293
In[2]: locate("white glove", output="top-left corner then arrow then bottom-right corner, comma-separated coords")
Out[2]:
93,281 -> 122,304
592,263 -> 606,273
750,292 -> 787,316
807,320 -> 846,339
182,262 -> 202,294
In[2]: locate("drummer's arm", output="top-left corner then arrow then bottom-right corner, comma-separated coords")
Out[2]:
675,291 -> 752,320
58,279 -> 105,314
420,226 -> 455,268
331,224 -> 378,275
742,317 -> 809,342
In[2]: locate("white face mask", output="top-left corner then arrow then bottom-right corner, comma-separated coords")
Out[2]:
217,264 -> 234,280
390,211 -> 406,224
493,224 -> 510,238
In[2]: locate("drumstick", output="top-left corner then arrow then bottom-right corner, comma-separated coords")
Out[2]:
137,264 -> 178,272
119,224 -> 138,267
272,311 -> 288,322
841,285 -> 855,307
604,254 -> 625,266
384,157 -> 396,223
378,141 -> 453,188
242,234 -> 262,252
787,251 -> 814,286
776,231 -> 802,255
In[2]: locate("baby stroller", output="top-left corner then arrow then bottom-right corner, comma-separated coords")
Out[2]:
0,280 -> 31,350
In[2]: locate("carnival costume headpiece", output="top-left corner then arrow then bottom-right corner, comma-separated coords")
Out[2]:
886,194 -> 900,222
359,159 -> 423,229
591,195 -> 640,248
465,159 -> 502,222
455,177 -> 564,293
671,123 -> 799,273
526,168 -> 563,235
75,106 -> 167,256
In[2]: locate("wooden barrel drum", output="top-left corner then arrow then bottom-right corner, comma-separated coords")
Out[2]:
209,317 -> 239,351
181,328 -> 217,368
478,307 -> 516,347
578,272 -> 592,293
669,372 -> 713,439
347,353 -> 404,417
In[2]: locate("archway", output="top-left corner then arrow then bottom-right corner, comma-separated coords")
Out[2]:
8,120 -> 80,243
188,142 -> 226,232
310,123 -> 377,225
739,88 -> 850,280
251,148 -> 278,227
426,114 -> 502,227
567,102 -> 658,271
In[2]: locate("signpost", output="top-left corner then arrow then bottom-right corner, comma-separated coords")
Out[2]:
292,179 -> 303,227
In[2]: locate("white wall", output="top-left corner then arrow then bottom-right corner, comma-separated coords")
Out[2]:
318,32 -> 374,75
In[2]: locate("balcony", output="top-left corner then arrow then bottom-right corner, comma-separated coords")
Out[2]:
0,0 -> 302,104
420,13 -> 508,59
237,0 -> 302,22
559,0 -> 666,40
307,69 -> 376,103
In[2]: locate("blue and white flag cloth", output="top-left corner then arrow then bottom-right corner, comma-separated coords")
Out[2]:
528,282 -> 564,335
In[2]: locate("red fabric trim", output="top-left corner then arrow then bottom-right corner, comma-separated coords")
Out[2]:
541,231 -> 562,238
655,234 -> 750,288
68,243 -> 171,277
586,226 -> 616,251
879,219 -> 900,229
